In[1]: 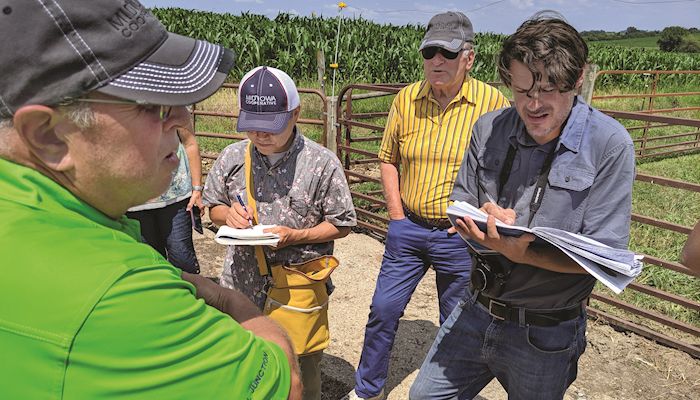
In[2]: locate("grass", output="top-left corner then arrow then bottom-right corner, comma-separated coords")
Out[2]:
193,80 -> 327,154
595,32 -> 700,49
599,36 -> 662,49
622,152 -> 700,326
589,85 -> 700,159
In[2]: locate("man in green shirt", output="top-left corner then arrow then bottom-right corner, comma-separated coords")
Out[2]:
0,0 -> 301,398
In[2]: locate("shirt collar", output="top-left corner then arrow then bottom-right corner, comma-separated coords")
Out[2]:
557,96 -> 587,153
0,158 -> 141,239
253,126 -> 304,168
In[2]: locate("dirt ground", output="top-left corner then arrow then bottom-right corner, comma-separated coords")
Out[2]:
193,227 -> 700,400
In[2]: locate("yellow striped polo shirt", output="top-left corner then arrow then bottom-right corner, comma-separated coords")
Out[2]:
378,77 -> 510,219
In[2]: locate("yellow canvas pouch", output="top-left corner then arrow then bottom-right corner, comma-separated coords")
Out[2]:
244,143 -> 337,355
264,256 -> 338,355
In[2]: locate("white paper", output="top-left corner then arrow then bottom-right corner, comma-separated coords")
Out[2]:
214,224 -> 280,246
447,201 -> 533,237
446,201 -> 643,293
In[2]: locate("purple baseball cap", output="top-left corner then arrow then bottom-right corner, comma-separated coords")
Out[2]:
0,0 -> 235,118
237,66 -> 300,134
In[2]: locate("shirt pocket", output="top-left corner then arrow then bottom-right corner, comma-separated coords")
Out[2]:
541,167 -> 595,231
287,195 -> 322,228
476,148 -> 520,203
549,168 -> 595,191
477,148 -> 516,180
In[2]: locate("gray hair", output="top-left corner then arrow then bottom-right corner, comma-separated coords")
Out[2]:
0,102 -> 96,131
58,102 -> 97,129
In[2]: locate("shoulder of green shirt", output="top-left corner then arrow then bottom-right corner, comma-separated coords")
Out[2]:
64,265 -> 291,398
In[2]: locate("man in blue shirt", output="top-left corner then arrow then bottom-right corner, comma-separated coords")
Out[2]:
410,14 -> 636,399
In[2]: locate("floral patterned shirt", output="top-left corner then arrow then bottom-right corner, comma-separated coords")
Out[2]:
202,130 -> 357,308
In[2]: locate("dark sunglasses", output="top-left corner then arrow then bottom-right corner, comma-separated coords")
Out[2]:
421,46 -> 462,60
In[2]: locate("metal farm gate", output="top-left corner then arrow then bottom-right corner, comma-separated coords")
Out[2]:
332,74 -> 700,358
190,71 -> 699,358
191,82 -> 328,164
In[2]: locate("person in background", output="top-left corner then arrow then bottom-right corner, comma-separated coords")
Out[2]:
681,220 -> 700,274
410,13 -> 636,399
203,66 -> 357,400
348,11 -> 509,400
0,0 -> 301,398
127,119 -> 203,274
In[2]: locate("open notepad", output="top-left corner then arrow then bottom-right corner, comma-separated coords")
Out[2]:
447,201 -> 643,294
214,224 -> 280,246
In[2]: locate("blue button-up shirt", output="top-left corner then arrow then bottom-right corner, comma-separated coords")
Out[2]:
452,96 -> 636,308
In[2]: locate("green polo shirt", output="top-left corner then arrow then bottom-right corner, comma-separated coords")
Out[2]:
0,158 -> 290,399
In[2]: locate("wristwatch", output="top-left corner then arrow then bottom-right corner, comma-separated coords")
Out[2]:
192,185 -> 204,191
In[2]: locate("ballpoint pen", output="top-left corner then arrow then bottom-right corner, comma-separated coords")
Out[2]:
477,180 -> 498,205
235,193 -> 254,227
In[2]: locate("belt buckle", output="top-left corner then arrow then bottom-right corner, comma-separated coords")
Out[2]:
488,299 -> 507,321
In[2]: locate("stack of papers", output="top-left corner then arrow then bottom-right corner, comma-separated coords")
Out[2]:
447,201 -> 643,294
214,224 -> 280,246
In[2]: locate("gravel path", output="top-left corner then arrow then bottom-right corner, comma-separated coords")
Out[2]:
194,229 -> 700,400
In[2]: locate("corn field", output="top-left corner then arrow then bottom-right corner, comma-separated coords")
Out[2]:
152,8 -> 700,88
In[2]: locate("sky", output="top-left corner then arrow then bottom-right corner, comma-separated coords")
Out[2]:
141,0 -> 700,34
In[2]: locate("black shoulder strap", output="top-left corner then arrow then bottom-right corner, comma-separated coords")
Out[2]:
527,146 -> 557,227
497,142 -> 558,227
497,145 -> 517,199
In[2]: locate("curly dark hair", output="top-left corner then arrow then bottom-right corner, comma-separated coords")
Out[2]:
497,15 -> 588,93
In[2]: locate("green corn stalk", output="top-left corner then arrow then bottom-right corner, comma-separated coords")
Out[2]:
151,8 -> 700,88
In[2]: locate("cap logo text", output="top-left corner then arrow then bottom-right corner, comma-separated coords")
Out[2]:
246,95 -> 277,106
108,0 -> 149,38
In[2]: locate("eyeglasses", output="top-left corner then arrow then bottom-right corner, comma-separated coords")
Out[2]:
513,85 -> 561,100
71,98 -> 173,121
421,46 -> 462,60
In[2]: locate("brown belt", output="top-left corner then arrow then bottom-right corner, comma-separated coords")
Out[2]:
403,207 -> 452,230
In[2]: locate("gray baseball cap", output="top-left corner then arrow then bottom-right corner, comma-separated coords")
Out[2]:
0,0 -> 235,118
419,11 -> 474,52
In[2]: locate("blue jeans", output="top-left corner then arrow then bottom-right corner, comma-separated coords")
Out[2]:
127,198 -> 200,274
354,217 -> 472,398
409,290 -> 587,400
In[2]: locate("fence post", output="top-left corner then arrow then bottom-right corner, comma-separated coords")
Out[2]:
581,63 -> 599,104
317,50 -> 326,95
190,102 -> 197,136
326,96 -> 337,154
640,72 -> 660,156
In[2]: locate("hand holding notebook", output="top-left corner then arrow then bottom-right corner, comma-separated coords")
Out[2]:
214,224 -> 280,246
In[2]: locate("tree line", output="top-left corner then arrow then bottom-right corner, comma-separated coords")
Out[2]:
582,26 -> 700,53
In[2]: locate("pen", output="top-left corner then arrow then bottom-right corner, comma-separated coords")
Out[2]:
235,193 -> 254,227
477,180 -> 498,205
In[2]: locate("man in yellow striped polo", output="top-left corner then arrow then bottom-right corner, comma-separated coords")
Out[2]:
348,11 -> 510,400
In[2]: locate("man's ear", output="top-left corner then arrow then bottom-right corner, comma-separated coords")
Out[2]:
574,69 -> 585,90
12,105 -> 74,171
464,48 -> 476,72
292,106 -> 301,121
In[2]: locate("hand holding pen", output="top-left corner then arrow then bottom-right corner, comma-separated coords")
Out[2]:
477,180 -> 498,206
477,180 -> 515,225
234,193 -> 254,227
